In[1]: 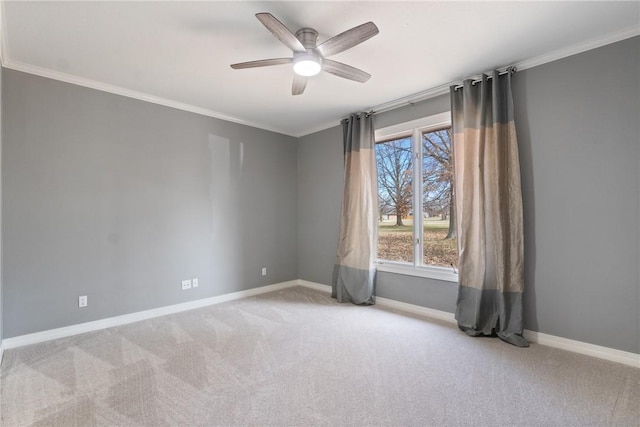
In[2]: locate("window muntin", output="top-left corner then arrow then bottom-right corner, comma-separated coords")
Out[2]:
374,113 -> 458,282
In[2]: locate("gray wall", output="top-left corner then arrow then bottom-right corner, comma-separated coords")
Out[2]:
2,69 -> 298,338
298,37 -> 639,354
514,36 -> 639,353
297,124 -> 342,284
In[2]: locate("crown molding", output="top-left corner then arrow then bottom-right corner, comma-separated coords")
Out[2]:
292,85 -> 452,138
2,59 -> 296,137
515,24 -> 639,71
293,118 -> 343,138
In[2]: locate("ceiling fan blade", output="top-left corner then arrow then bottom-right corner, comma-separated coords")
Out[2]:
292,74 -> 308,95
256,13 -> 306,53
322,59 -> 371,83
230,58 -> 292,69
317,22 -> 379,57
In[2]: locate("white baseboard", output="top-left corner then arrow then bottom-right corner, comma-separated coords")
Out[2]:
522,330 -> 639,368
296,279 -> 457,324
3,279 -> 638,369
2,280 -> 299,351
296,279 -> 332,293
376,296 -> 457,324
296,280 -> 639,368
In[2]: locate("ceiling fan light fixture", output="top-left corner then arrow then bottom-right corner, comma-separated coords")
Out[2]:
293,53 -> 322,76
231,13 -> 379,94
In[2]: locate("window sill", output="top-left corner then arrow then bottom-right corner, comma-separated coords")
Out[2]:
376,262 -> 458,283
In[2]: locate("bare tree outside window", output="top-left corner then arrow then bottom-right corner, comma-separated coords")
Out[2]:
376,137 -> 413,263
422,128 -> 457,267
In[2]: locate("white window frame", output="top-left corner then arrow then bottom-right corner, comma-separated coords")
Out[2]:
374,112 -> 458,283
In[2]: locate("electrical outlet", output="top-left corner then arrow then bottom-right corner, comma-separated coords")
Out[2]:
261,267 -> 267,276
192,278 -> 199,288
78,295 -> 88,308
181,279 -> 192,290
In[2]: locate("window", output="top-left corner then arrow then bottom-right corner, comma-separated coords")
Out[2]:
376,135 -> 413,264
375,112 -> 458,282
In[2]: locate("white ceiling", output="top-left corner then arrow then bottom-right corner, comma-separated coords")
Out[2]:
1,1 -> 639,137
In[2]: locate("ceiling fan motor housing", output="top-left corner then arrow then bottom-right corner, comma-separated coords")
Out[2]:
293,28 -> 322,76
295,28 -> 319,49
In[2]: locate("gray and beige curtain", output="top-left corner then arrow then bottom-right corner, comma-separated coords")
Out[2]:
332,113 -> 377,305
451,68 -> 528,347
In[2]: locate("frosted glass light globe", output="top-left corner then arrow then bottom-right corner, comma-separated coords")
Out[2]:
293,53 -> 322,76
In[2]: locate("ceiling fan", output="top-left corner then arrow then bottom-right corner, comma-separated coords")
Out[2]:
230,13 -> 379,95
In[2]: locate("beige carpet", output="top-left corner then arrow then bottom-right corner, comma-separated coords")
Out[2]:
1,286 -> 638,426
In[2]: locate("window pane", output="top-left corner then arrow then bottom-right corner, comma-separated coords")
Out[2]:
422,128 -> 458,267
376,137 -> 414,263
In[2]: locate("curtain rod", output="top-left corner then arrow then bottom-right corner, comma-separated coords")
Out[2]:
451,66 -> 516,91
351,65 -> 517,118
